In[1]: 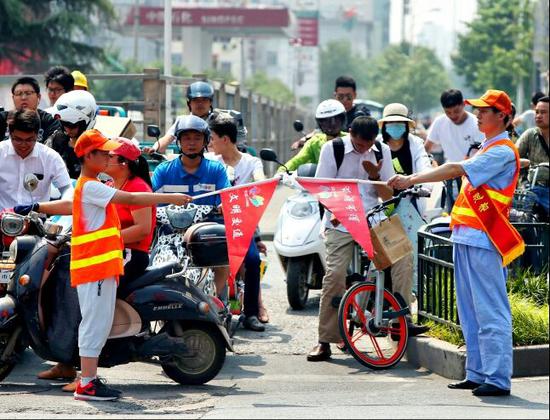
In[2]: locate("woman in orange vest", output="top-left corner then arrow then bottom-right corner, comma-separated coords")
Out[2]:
27,129 -> 192,401
388,90 -> 523,397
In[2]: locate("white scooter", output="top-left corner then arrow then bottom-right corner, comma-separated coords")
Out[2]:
260,149 -> 326,310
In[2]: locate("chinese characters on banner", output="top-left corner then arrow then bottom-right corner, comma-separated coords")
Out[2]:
296,178 -> 374,258
220,179 -> 279,282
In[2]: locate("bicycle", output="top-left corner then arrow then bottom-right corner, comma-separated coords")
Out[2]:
338,187 -> 429,370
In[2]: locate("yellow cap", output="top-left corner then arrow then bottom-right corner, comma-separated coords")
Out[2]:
71,70 -> 88,90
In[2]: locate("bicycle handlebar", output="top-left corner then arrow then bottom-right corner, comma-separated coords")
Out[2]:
365,187 -> 430,219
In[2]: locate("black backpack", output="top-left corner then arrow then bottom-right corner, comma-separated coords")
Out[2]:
332,137 -> 383,172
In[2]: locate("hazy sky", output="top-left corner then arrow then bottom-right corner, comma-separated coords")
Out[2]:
389,0 -> 479,44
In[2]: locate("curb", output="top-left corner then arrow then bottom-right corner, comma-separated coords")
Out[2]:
406,336 -> 549,379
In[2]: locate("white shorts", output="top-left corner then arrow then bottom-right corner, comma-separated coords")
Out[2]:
76,277 -> 117,358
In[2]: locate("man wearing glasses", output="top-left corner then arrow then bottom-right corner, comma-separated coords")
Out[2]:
334,76 -> 371,131
292,76 -> 371,150
0,109 -> 72,211
1,77 -> 62,143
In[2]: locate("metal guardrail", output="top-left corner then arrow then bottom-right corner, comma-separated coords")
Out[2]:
417,222 -> 549,329
0,69 -> 313,164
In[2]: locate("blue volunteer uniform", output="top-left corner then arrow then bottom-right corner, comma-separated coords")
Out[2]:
152,157 -> 230,206
451,131 -> 516,391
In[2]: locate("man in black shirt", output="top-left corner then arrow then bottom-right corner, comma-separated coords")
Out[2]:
334,76 -> 371,131
1,77 -> 62,143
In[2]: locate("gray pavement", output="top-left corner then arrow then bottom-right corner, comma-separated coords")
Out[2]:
0,190 -> 548,418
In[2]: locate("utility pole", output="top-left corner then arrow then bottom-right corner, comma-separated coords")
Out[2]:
164,0 -> 172,130
133,0 -> 140,61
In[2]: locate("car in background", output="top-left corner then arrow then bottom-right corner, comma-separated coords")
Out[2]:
354,99 -> 384,120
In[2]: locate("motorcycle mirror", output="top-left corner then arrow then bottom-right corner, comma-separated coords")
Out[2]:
259,148 -> 279,163
147,125 -> 161,139
293,120 -> 304,133
23,173 -> 39,193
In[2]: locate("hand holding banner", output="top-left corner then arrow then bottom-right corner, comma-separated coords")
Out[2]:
296,178 -> 374,258
220,179 -> 279,282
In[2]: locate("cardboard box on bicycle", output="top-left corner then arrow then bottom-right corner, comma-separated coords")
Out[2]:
93,115 -> 137,139
370,214 -> 413,270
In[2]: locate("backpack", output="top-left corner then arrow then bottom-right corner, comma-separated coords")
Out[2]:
332,137 -> 383,172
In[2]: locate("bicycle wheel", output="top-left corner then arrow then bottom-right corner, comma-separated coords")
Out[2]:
338,282 -> 408,370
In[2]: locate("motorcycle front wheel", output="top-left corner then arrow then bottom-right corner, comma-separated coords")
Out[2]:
0,330 -> 25,382
161,322 -> 226,385
286,256 -> 311,310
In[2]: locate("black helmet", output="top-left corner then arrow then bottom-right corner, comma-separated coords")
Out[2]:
209,108 -> 247,143
186,81 -> 214,101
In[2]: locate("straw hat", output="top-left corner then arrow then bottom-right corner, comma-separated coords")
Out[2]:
378,103 -> 415,128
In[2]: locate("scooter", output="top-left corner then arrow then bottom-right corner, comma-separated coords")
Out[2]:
0,175 -> 233,386
260,149 -> 326,310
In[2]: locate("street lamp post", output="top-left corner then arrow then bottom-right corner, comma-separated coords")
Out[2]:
164,0 -> 172,130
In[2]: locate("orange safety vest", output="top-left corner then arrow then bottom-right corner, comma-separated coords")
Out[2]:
70,176 -> 124,287
450,139 -> 525,266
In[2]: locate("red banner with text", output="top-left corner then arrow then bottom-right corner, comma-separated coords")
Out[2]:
220,179 -> 279,282
297,178 -> 374,258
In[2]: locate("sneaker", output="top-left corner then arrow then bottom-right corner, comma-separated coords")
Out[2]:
74,378 -> 121,401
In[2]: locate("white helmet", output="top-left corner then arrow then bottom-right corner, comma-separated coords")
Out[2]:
50,90 -> 97,130
315,99 -> 345,119
315,99 -> 346,136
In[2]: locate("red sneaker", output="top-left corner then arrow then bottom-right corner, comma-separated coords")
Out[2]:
74,378 -> 121,401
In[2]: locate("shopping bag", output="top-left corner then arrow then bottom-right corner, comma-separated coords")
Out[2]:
370,215 -> 413,270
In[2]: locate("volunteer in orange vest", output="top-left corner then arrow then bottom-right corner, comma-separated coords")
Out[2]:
30,129 -> 192,401
388,90 -> 523,398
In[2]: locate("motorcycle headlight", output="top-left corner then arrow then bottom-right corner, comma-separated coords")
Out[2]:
288,201 -> 316,218
1,213 -> 26,237
9,239 -> 17,261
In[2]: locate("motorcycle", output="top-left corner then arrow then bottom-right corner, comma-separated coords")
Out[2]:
0,175 -> 232,385
150,204 -> 240,333
260,149 -> 326,310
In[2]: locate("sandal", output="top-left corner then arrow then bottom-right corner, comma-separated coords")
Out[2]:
258,306 -> 270,324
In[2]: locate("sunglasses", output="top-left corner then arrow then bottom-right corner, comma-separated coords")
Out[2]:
335,93 -> 354,101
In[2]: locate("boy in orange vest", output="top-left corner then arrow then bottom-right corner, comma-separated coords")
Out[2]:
388,90 -> 523,397
30,129 -> 192,401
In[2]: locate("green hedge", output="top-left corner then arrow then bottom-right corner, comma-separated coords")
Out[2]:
423,271 -> 549,347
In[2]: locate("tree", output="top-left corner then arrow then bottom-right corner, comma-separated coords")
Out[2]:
245,72 -> 295,104
452,0 -> 534,100
366,43 -> 450,114
319,40 -> 369,100
0,0 -> 114,72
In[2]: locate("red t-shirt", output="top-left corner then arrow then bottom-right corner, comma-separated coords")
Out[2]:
108,177 -> 156,252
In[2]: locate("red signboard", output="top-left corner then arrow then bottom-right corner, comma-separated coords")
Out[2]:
298,18 -> 319,46
126,7 -> 289,28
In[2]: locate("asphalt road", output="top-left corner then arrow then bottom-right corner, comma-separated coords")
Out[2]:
0,188 -> 548,418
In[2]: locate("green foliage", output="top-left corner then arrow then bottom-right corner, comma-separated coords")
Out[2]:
319,40 -> 369,100
93,57 -> 193,115
510,294 -> 549,345
423,320 -> 465,347
422,291 -> 549,347
366,43 -> 450,113
320,40 -> 449,113
245,71 -> 294,104
0,0 -> 114,72
508,268 -> 549,306
452,0 -> 534,99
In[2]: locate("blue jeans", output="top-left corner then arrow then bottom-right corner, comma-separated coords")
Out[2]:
243,240 -> 261,318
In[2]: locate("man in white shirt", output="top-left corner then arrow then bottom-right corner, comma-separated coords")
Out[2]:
207,113 -> 267,332
425,89 -> 484,211
0,110 -> 72,211
307,116 -> 424,362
